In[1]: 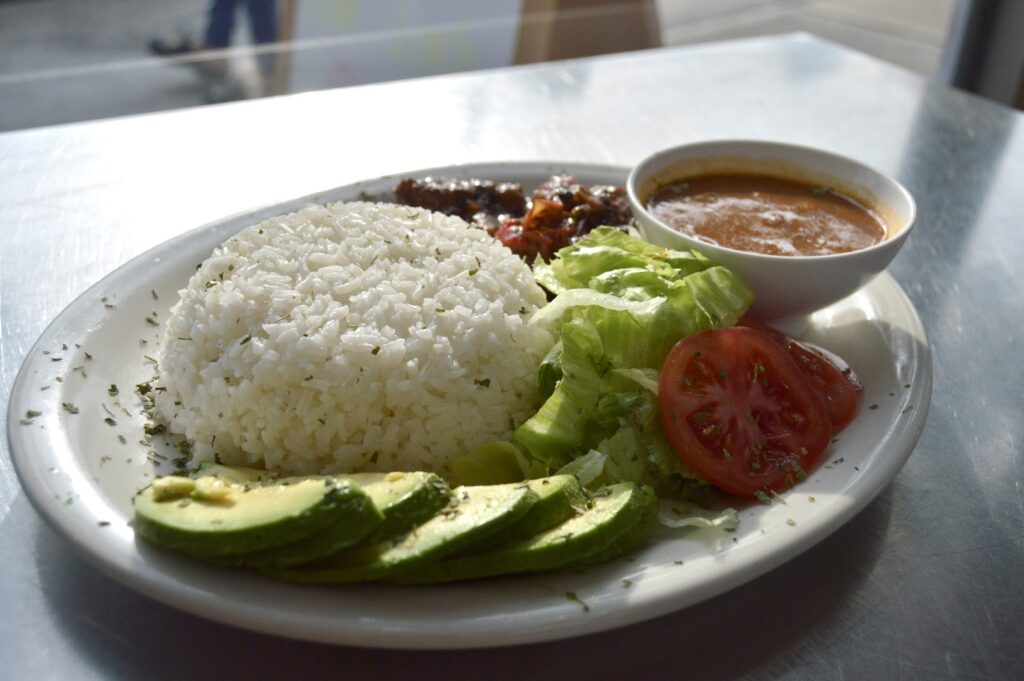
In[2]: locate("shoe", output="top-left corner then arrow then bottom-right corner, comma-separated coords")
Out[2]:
204,75 -> 245,104
149,38 -> 199,57
191,57 -> 230,81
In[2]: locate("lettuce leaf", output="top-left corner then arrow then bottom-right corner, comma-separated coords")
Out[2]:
555,450 -> 608,487
513,227 -> 753,501
658,502 -> 739,530
532,227 -> 712,294
537,340 -> 563,398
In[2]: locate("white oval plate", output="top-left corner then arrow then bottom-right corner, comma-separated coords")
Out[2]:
8,162 -> 931,649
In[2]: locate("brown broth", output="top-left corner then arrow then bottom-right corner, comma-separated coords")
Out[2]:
646,174 -> 886,256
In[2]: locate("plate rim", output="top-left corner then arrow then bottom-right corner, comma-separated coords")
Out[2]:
7,161 -> 932,649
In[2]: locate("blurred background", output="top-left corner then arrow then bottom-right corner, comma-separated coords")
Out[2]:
1,0 -> 1021,132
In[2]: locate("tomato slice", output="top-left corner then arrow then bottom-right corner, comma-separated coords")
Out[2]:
660,326 -> 832,496
738,315 -> 862,432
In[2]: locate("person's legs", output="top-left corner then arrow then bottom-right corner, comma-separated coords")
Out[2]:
245,0 -> 279,45
205,0 -> 240,49
245,0 -> 279,78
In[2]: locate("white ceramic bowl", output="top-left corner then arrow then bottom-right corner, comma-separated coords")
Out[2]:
627,140 -> 916,330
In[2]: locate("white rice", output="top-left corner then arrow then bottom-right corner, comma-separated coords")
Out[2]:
154,202 -> 552,476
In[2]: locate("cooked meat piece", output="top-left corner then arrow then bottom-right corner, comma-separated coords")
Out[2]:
533,174 -> 580,203
494,218 -> 549,263
529,175 -> 632,235
395,177 -> 526,222
520,197 -> 565,232
394,174 -> 632,263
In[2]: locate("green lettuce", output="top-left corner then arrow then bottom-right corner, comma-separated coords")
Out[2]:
514,227 -> 754,501
532,227 -> 712,294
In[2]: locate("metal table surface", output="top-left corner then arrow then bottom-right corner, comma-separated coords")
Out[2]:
1,34 -> 1021,680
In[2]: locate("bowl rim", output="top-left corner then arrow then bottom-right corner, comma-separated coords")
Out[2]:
626,139 -> 918,263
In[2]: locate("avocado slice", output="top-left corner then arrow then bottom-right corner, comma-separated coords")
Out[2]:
394,482 -> 657,584
191,469 -> 449,568
207,482 -> 384,568
193,465 -> 448,541
345,472 -> 451,541
133,477 -> 356,557
565,484 -> 659,567
509,475 -> 588,538
475,474 -> 587,548
265,482 -> 538,584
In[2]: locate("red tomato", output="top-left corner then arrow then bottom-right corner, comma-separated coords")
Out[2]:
659,326 -> 832,496
738,315 -> 862,432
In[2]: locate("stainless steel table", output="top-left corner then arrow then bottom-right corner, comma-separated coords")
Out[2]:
2,34 -> 1021,680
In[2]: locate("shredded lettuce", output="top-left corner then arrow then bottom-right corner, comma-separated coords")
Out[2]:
532,227 -> 713,294
611,367 -> 660,394
537,340 -> 563,398
658,501 -> 739,530
452,228 -> 753,529
555,450 -> 607,487
514,227 -> 753,509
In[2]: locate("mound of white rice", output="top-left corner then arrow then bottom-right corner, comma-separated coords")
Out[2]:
154,202 -> 552,476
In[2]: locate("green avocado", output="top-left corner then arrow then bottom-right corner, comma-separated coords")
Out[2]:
512,475 -> 588,537
394,482 -> 657,584
189,470 -> 449,568
206,483 -> 383,568
478,474 -> 587,546
265,482 -> 538,584
345,471 -> 451,541
137,465 -> 657,582
193,465 -> 449,541
565,484 -> 659,567
133,476 -> 358,557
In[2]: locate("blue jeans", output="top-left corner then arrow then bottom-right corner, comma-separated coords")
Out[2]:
205,0 -> 278,48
